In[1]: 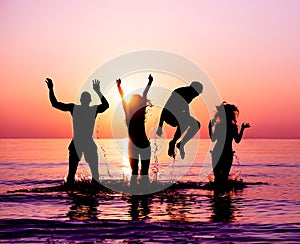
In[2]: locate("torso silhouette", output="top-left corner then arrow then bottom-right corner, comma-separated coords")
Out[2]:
164,86 -> 196,118
117,77 -> 152,151
72,105 -> 97,141
127,106 -> 149,148
213,122 -> 238,158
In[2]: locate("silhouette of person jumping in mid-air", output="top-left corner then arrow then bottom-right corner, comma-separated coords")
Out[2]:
116,74 -> 153,186
156,81 -> 203,159
209,102 -> 250,191
45,78 -> 109,186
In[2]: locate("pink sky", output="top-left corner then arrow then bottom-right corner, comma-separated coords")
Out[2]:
0,0 -> 299,138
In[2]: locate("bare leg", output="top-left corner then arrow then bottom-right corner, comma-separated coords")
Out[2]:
130,157 -> 139,176
67,141 -> 80,185
177,117 -> 200,159
84,141 -> 99,183
130,174 -> 138,186
140,157 -> 150,192
156,109 -> 165,137
88,160 -> 99,183
169,121 -> 190,158
128,142 -> 139,187
140,146 -> 151,175
129,157 -> 139,188
223,154 -> 233,182
168,126 -> 180,158
140,158 -> 150,175
67,157 -> 80,185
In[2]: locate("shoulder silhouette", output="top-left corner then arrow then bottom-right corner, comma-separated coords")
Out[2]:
156,81 -> 203,159
45,78 -> 109,187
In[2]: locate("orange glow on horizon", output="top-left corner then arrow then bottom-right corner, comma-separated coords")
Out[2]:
1,1 -> 299,138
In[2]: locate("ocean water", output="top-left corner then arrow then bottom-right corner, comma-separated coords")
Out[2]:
0,139 -> 300,243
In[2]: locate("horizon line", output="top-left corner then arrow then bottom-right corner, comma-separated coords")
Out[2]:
1,137 -> 300,140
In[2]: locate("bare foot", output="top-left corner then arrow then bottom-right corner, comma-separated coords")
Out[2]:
176,142 -> 185,159
168,141 -> 176,158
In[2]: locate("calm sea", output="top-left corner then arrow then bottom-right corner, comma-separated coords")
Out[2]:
0,139 -> 299,243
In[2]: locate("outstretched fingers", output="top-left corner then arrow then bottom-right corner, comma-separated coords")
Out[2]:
92,79 -> 100,85
242,122 -> 251,129
92,79 -> 100,91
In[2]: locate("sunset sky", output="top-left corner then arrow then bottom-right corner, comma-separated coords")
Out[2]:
1,0 -> 299,138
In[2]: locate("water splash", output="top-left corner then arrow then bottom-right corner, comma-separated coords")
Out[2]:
98,143 -> 113,179
76,173 -> 92,182
230,152 -> 241,181
151,118 -> 160,183
63,173 -> 92,184
122,165 -> 131,184
95,116 -> 114,179
149,113 -> 181,183
169,150 -> 179,182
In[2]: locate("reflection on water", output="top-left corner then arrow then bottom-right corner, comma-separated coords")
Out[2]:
208,186 -> 244,222
165,192 -> 193,222
62,184 -> 244,224
67,193 -> 100,221
127,195 -> 152,220
1,139 -> 300,243
209,192 -> 236,222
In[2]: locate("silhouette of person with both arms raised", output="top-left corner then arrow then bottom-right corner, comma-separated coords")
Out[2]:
116,75 -> 153,186
45,78 -> 109,187
209,102 -> 250,191
156,81 -> 203,159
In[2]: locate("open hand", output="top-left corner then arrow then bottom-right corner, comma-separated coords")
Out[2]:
241,123 -> 251,129
116,79 -> 121,86
148,74 -> 153,82
93,79 -> 100,92
45,78 -> 53,89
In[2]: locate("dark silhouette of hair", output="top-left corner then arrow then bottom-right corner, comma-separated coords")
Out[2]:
209,101 -> 250,193
215,102 -> 239,124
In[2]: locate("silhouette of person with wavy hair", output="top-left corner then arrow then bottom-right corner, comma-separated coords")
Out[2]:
156,81 -> 203,159
209,102 -> 250,191
45,78 -> 109,186
116,74 -> 153,186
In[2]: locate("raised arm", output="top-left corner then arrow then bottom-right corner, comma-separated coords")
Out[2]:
45,78 -> 74,112
234,123 -> 250,143
208,119 -> 217,142
92,80 -> 109,113
143,74 -> 153,98
116,79 -> 128,113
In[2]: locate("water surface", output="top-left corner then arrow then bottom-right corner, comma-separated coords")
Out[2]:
0,139 -> 299,243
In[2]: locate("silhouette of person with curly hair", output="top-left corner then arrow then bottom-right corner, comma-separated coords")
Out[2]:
209,102 -> 250,191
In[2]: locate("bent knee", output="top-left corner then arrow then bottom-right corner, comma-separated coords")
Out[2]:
190,117 -> 201,129
196,120 -> 201,129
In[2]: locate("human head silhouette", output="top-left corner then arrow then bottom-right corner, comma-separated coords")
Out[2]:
80,91 -> 92,106
215,102 -> 239,124
190,81 -> 203,96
